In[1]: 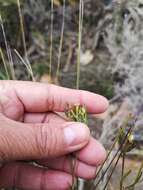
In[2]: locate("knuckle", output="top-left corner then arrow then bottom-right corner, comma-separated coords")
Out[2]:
46,85 -> 63,111
0,82 -> 24,120
35,123 -> 59,157
45,85 -> 55,111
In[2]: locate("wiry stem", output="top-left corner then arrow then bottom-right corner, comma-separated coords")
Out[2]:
0,15 -> 15,79
56,0 -> 66,81
120,152 -> 125,190
0,15 -> 11,66
0,48 -> 10,79
102,151 -> 123,190
7,46 -> 16,79
49,0 -> 54,78
17,0 -> 28,61
90,137 -> 118,190
76,0 -> 84,89
94,124 -> 134,189
14,49 -> 35,81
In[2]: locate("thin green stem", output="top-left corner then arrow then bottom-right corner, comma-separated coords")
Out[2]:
97,138 -> 118,177
0,48 -> 10,79
102,151 -> 123,190
0,15 -> 11,66
56,0 -> 66,81
94,125 -> 134,189
17,0 -> 28,60
14,49 -> 35,81
120,153 -> 125,190
49,0 -> 54,78
76,0 -> 84,89
7,45 -> 16,79
90,137 -> 118,190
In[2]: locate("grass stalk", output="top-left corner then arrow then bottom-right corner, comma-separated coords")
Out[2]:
102,151 -> 123,190
17,0 -> 28,61
93,124 -> 134,189
120,152 -> 126,190
7,46 -> 16,79
0,48 -> 10,79
14,49 -> 35,81
76,0 -> 84,89
0,15 -> 16,79
96,138 -> 118,178
49,0 -> 54,78
90,137 -> 118,190
56,0 -> 66,82
0,15 -> 11,66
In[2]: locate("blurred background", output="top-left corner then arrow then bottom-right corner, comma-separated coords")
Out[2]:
1,0 -> 143,189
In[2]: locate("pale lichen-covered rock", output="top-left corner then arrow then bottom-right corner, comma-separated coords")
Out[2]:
87,0 -> 143,148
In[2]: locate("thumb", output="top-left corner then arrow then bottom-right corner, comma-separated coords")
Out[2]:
0,115 -> 90,162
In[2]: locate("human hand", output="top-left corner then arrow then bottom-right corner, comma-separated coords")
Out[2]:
0,81 -> 108,190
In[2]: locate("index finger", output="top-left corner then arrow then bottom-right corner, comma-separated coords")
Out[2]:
2,81 -> 109,113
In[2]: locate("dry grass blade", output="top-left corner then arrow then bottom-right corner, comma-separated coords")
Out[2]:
89,137 -> 118,190
102,151 -> 123,190
49,0 -> 54,78
93,122 -> 135,190
76,0 -> 84,89
0,15 -> 11,66
7,46 -> 16,79
14,49 -> 35,81
17,0 -> 28,61
56,0 -> 66,81
0,15 -> 16,79
120,152 -> 126,190
0,48 -> 10,79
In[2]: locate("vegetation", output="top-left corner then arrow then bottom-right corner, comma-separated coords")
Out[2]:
1,0 -> 143,189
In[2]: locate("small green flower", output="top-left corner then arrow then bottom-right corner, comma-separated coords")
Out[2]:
118,127 -> 136,153
65,104 -> 87,125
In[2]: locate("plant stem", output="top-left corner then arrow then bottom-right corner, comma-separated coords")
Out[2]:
0,15 -> 12,69
0,48 -> 10,79
120,152 -> 125,190
90,137 -> 118,190
102,151 -> 123,190
56,0 -> 66,81
76,0 -> 84,89
94,125 -> 134,189
14,49 -> 35,81
17,0 -> 28,61
49,0 -> 54,78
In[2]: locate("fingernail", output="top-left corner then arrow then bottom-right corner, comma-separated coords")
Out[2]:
64,123 -> 90,146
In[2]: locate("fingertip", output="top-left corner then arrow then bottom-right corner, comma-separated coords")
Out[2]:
80,90 -> 109,114
93,95 -> 109,113
75,162 -> 97,180
95,141 -> 107,165
76,137 -> 107,166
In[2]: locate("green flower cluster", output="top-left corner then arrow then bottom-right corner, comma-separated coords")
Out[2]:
65,104 -> 88,125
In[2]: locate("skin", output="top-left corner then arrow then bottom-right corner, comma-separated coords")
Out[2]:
0,81 -> 109,190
